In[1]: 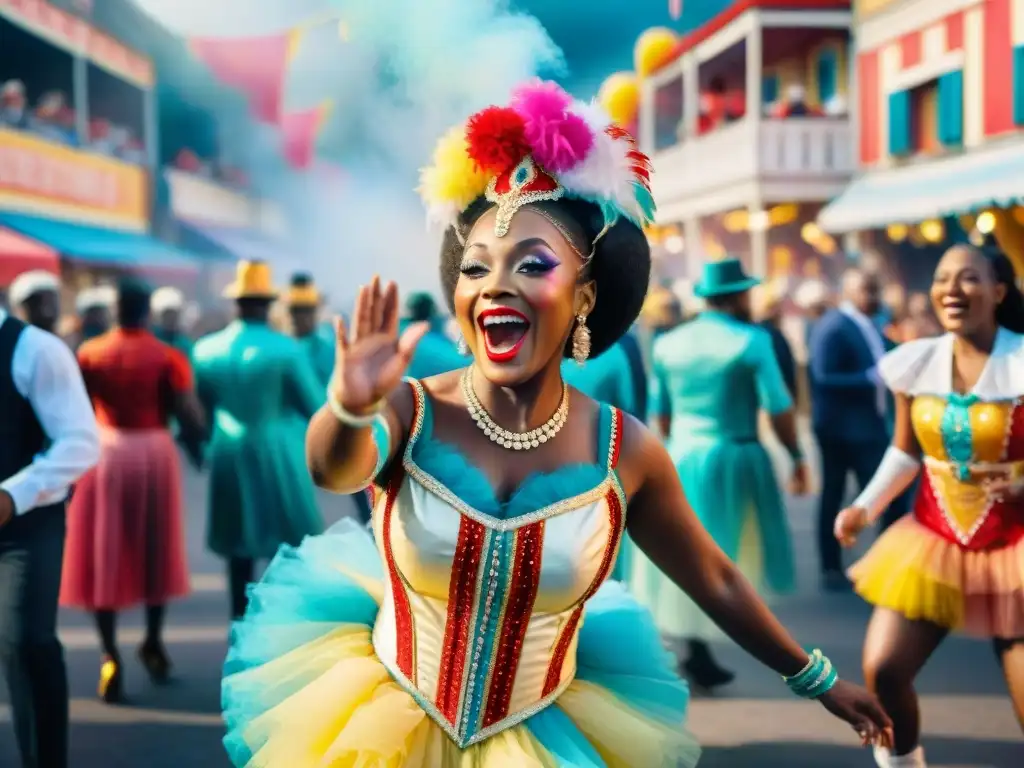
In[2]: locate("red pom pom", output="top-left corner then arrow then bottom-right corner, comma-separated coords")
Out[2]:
465,107 -> 530,174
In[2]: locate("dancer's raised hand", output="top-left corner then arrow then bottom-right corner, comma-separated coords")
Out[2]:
329,276 -> 428,414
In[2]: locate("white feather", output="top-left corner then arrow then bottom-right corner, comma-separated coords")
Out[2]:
561,101 -> 642,220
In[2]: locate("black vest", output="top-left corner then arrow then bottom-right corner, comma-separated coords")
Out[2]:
0,316 -> 47,483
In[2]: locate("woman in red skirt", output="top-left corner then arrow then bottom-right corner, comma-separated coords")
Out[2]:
61,279 -> 205,703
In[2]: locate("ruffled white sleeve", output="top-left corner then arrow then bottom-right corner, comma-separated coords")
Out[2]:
875,337 -> 943,395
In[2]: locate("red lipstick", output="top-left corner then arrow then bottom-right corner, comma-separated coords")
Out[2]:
477,307 -> 531,364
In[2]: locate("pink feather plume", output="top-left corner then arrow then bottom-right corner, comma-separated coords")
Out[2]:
511,80 -> 594,173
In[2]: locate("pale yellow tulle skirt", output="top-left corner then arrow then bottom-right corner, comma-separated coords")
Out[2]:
226,625 -> 696,767
849,515 -> 1024,638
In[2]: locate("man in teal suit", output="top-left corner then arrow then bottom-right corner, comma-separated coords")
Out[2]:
285,272 -> 335,387
628,257 -> 808,690
192,260 -> 324,620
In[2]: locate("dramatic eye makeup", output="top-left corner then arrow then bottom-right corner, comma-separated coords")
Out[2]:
459,256 -> 488,277
516,252 -> 560,274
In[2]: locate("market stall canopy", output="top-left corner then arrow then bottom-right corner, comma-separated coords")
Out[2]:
818,141 -> 1024,234
0,213 -> 200,271
0,226 -> 60,285
178,220 -> 301,268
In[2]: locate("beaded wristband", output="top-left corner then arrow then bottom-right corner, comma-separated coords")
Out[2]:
783,649 -> 839,699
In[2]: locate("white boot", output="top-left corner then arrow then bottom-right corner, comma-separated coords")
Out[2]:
873,745 -> 926,767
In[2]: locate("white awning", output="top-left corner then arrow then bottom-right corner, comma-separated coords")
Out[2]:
817,139 -> 1024,233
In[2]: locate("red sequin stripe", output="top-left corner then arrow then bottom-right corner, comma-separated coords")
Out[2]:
542,487 -> 624,695
609,408 -> 624,469
434,516 -> 486,724
381,466 -> 414,679
482,521 -> 545,727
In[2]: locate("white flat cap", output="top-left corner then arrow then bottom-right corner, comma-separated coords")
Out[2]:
8,270 -> 59,307
151,286 -> 184,313
75,285 -> 116,313
794,279 -> 831,309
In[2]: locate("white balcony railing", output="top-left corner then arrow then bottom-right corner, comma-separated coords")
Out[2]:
758,118 -> 853,177
648,117 -> 853,216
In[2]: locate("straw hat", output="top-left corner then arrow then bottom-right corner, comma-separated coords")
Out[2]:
222,260 -> 279,300
284,272 -> 320,307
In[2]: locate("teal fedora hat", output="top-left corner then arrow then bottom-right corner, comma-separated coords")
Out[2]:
693,257 -> 761,298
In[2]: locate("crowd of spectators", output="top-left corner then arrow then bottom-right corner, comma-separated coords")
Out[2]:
0,78 -> 146,164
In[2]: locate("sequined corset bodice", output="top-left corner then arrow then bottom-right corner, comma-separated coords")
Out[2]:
911,394 -> 1024,549
370,381 -> 626,748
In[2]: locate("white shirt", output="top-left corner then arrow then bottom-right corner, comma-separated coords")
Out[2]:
0,309 -> 100,515
839,301 -> 887,416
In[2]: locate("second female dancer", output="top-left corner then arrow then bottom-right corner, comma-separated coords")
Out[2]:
220,80 -> 891,765
838,243 -> 1024,767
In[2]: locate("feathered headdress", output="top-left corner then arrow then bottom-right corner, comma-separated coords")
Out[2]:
419,80 -> 655,251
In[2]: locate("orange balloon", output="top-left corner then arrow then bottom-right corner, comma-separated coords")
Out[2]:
634,27 -> 679,77
598,72 -> 639,127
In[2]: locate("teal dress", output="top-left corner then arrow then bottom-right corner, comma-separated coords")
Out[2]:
562,342 -> 639,417
628,310 -> 795,639
562,341 -> 642,581
402,319 -> 469,379
297,331 -> 335,388
193,320 -> 324,559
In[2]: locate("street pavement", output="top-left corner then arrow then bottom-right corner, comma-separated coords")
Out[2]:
0,423 -> 1021,767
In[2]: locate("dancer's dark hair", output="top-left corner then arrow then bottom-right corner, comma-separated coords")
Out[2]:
977,241 -> 1024,333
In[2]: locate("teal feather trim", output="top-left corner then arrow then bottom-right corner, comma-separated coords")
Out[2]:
410,437 -> 607,519
633,183 -> 656,223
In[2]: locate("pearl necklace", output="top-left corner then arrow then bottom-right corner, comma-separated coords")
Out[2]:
461,368 -> 568,451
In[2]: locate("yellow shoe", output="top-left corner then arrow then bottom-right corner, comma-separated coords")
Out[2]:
97,657 -> 123,704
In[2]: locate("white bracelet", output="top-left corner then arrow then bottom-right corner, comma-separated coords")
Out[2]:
327,390 -> 384,428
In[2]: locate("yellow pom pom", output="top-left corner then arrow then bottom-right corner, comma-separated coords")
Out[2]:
419,126 -> 489,216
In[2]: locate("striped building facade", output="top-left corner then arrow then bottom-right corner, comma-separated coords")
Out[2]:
856,0 -> 1024,168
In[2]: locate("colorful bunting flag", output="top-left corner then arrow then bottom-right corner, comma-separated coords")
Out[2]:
189,32 -> 298,123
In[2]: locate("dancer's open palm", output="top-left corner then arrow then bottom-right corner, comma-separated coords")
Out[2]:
330,277 -> 428,413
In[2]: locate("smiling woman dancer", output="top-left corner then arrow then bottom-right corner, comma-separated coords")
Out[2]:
221,80 -> 891,767
837,243 -> 1024,768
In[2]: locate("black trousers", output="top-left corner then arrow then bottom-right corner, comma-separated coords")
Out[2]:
0,504 -> 69,768
815,433 -> 911,574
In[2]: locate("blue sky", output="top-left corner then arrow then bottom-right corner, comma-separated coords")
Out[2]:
518,0 -> 733,97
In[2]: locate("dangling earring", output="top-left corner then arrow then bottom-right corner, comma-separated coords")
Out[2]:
572,314 -> 591,365
457,333 -> 469,356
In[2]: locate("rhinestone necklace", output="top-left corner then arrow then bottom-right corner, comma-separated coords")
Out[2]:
461,368 -> 568,451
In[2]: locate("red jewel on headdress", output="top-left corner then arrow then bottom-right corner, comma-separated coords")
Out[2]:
485,155 -> 565,237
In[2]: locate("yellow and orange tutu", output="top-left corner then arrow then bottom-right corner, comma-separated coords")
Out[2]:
849,515 -> 1024,638
221,520 -> 700,767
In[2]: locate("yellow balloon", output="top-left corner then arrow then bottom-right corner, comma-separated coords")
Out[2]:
634,27 -> 679,77
598,72 -> 639,127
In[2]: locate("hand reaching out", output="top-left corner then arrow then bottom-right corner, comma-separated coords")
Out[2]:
834,506 -> 869,548
330,277 -> 429,415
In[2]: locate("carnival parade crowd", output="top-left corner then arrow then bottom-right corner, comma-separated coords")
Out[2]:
1,82 -> 1023,768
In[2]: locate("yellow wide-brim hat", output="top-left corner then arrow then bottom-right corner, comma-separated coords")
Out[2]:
222,260 -> 279,300
285,284 -> 321,307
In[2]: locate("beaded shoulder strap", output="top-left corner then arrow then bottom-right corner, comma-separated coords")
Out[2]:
600,405 -> 624,472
